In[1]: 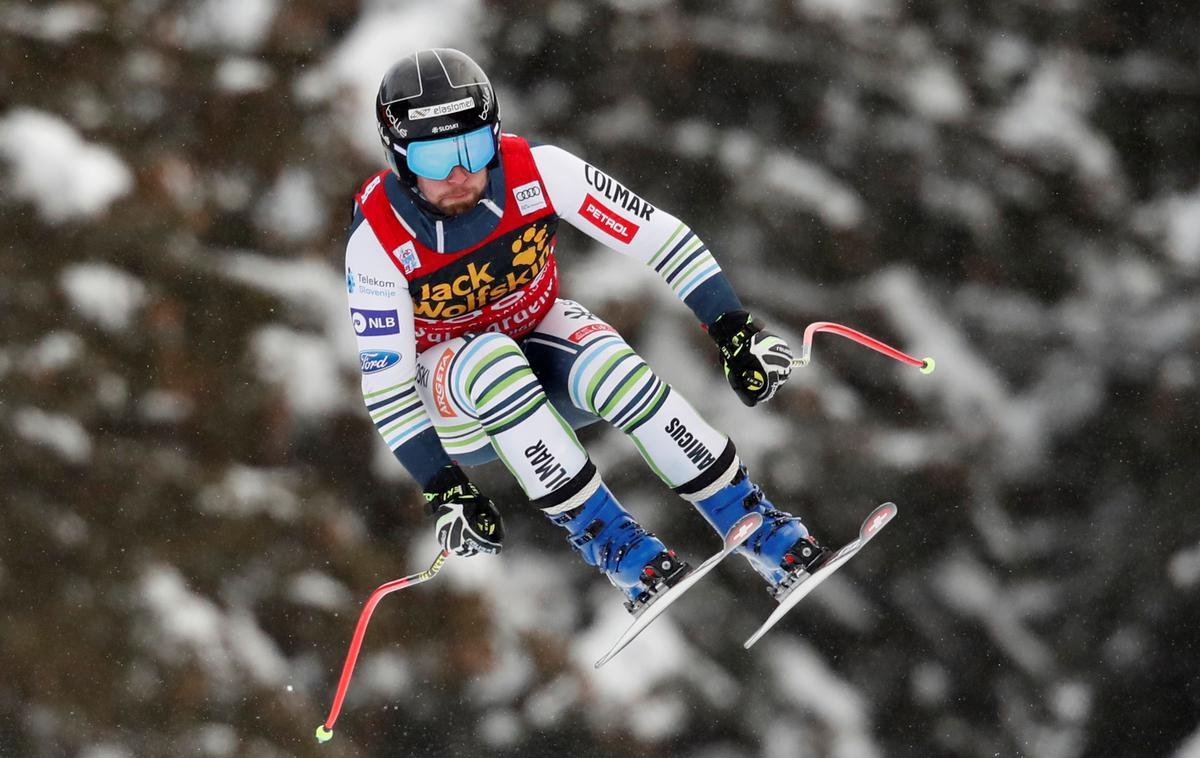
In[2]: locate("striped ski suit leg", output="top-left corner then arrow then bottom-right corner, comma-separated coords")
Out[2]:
416,332 -> 600,512
524,300 -> 739,500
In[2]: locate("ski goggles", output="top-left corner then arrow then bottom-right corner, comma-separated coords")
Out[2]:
402,125 -> 497,180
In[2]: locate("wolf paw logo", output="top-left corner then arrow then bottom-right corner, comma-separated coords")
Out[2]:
510,224 -> 549,267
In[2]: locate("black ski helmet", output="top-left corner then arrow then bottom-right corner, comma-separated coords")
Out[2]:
375,48 -> 500,185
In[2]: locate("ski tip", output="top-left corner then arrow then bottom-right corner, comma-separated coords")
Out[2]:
724,512 -> 763,549
863,502 -> 897,537
315,725 -> 334,743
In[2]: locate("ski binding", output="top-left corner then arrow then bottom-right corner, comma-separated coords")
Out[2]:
743,501 -> 897,649
594,511 -> 763,668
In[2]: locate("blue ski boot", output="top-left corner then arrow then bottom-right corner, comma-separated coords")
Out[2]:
691,466 -> 830,599
548,484 -> 690,614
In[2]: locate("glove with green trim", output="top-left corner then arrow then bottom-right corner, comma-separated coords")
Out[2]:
424,464 -> 504,557
708,310 -> 794,407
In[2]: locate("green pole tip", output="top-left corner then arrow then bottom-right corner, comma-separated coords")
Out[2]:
920,357 -> 936,375
316,725 -> 333,743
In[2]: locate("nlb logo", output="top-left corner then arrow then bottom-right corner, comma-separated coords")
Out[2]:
351,308 -> 400,336
360,350 -> 401,374
579,194 -> 639,243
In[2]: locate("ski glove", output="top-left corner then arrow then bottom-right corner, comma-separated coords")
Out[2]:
708,310 -> 794,406
423,464 -> 504,558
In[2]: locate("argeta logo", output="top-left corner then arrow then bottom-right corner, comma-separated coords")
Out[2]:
360,350 -> 401,374
351,308 -> 400,336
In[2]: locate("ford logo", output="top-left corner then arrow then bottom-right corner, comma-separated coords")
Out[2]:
359,350 -> 401,374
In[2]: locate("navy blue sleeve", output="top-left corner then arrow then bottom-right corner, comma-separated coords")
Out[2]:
392,427 -> 455,490
682,271 -> 744,327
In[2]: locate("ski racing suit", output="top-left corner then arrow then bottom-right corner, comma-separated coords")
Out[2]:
345,134 -> 743,513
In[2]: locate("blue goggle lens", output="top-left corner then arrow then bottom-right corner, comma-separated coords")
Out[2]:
404,126 -> 496,180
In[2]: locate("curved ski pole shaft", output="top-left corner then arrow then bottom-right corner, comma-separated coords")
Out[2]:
794,321 -> 935,374
316,549 -> 450,743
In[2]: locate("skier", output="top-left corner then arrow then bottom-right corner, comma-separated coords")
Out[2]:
345,48 -> 830,615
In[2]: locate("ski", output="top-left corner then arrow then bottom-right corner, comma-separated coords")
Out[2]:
743,502 -> 897,649
594,511 -> 763,668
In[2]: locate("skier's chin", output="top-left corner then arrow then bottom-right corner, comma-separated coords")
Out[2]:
435,190 -> 481,216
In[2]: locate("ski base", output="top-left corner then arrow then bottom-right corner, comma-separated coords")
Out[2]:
743,502 -> 897,649
594,511 -> 763,668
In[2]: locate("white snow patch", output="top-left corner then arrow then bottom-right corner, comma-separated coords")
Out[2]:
220,251 -> 356,362
183,723 -> 238,757
0,2 -> 104,42
1168,543 -> 1200,590
478,709 -> 524,749
256,167 -> 326,242
79,745 -> 133,758
574,588 -> 738,736
13,406 -> 92,464
922,176 -> 1000,239
903,60 -> 971,122
137,389 -> 194,424
1163,185 -> 1200,271
797,0 -> 897,24
0,108 -> 133,222
868,429 -> 959,469
992,56 -> 1118,186
933,552 -> 1054,676
474,632 -> 536,705
226,610 -> 288,684
197,465 -> 300,521
1175,725 -> 1200,758
756,153 -> 864,229
982,32 -> 1034,86
23,331 -> 84,372
251,325 -> 345,418
523,674 -> 582,729
139,564 -> 287,686
356,650 -> 412,699
871,267 -> 1094,479
177,0 -> 278,51
765,637 -> 881,758
59,262 -> 148,332
312,0 -> 485,160
285,570 -> 352,611
215,57 -> 275,93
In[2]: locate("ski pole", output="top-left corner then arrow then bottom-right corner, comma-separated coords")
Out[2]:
793,321 -> 935,374
315,549 -> 450,744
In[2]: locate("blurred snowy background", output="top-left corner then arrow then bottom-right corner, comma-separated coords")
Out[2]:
2,1 -> 1199,756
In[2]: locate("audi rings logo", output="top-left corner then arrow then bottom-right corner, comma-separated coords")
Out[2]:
512,180 -> 547,215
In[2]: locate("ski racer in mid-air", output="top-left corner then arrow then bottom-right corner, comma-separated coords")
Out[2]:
345,48 -> 831,615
